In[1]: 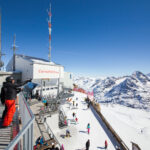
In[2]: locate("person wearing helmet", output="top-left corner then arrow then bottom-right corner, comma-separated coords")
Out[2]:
2,76 -> 31,127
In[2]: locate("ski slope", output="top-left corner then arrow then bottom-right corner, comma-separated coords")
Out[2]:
46,92 -> 117,150
101,104 -> 150,150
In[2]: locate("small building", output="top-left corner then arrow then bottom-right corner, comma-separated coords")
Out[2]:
6,54 -> 73,96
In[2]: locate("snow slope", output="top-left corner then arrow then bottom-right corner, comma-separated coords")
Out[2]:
101,104 -> 150,150
74,71 -> 150,110
46,92 -> 118,150
46,91 -> 150,150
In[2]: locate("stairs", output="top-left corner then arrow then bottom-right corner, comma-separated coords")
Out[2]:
0,105 -> 12,150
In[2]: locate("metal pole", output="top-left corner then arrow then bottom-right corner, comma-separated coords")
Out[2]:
0,9 -> 1,60
48,3 -> 52,62
27,128 -> 30,150
31,124 -> 33,150
0,8 -> 4,70
23,134 -> 26,150
13,34 -> 16,72
41,79 -> 43,97
57,67 -> 60,97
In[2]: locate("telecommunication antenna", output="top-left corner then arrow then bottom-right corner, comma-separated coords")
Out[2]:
12,34 -> 18,72
0,8 -> 5,70
47,3 -> 52,62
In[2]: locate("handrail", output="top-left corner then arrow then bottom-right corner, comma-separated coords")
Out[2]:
44,121 -> 61,148
6,92 -> 35,150
91,103 -> 129,150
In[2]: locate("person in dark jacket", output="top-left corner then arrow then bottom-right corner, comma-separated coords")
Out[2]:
86,139 -> 90,150
35,136 -> 44,146
2,76 -> 31,127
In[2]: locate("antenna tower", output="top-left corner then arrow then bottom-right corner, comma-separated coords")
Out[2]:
0,8 -> 5,70
48,3 -> 52,62
12,34 -> 17,72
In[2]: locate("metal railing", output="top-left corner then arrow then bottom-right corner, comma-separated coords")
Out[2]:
44,121 -> 61,148
6,92 -> 35,150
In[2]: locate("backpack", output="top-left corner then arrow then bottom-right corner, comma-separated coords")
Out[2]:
0,86 -> 7,104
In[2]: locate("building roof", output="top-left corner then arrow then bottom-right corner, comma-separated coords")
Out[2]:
16,54 -> 63,67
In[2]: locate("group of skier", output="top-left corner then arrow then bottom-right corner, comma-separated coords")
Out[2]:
59,96 -> 109,150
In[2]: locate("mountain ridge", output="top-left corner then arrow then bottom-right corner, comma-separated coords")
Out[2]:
73,71 -> 150,110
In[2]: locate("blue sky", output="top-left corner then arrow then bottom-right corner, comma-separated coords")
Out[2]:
0,0 -> 150,77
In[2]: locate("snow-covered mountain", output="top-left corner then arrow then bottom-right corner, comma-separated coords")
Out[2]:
73,71 -> 150,110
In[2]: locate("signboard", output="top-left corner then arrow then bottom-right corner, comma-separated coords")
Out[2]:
33,64 -> 64,79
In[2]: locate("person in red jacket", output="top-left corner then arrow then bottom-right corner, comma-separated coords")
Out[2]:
105,140 -> 108,150
2,76 -> 31,127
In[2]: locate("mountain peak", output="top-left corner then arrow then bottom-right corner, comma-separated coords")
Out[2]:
132,71 -> 144,76
132,71 -> 149,83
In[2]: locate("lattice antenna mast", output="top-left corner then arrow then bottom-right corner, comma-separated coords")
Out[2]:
0,8 -> 5,70
48,3 -> 52,62
12,34 -> 17,71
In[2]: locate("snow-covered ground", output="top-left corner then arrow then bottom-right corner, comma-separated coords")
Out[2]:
72,71 -> 150,149
46,91 -> 150,150
46,92 -> 118,150
101,104 -> 150,150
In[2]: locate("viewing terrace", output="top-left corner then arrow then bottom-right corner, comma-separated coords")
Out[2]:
0,88 -> 74,150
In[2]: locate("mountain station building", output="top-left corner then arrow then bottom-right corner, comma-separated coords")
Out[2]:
6,54 -> 73,97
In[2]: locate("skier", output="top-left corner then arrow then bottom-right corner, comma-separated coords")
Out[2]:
64,117 -> 67,126
72,112 -> 76,118
61,144 -> 64,150
35,136 -> 44,146
85,139 -> 90,150
75,117 -> 78,124
87,123 -> 90,134
105,140 -> 108,150
66,129 -> 71,137
73,101 -> 75,106
76,103 -> 78,108
2,76 -> 31,127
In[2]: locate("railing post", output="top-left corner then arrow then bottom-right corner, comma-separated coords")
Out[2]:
27,128 -> 30,150
23,134 -> 26,150
31,124 -> 33,150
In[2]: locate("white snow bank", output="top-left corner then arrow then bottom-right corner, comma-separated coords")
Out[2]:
101,104 -> 150,150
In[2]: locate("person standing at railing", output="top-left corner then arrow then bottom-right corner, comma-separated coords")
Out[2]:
2,76 -> 31,127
